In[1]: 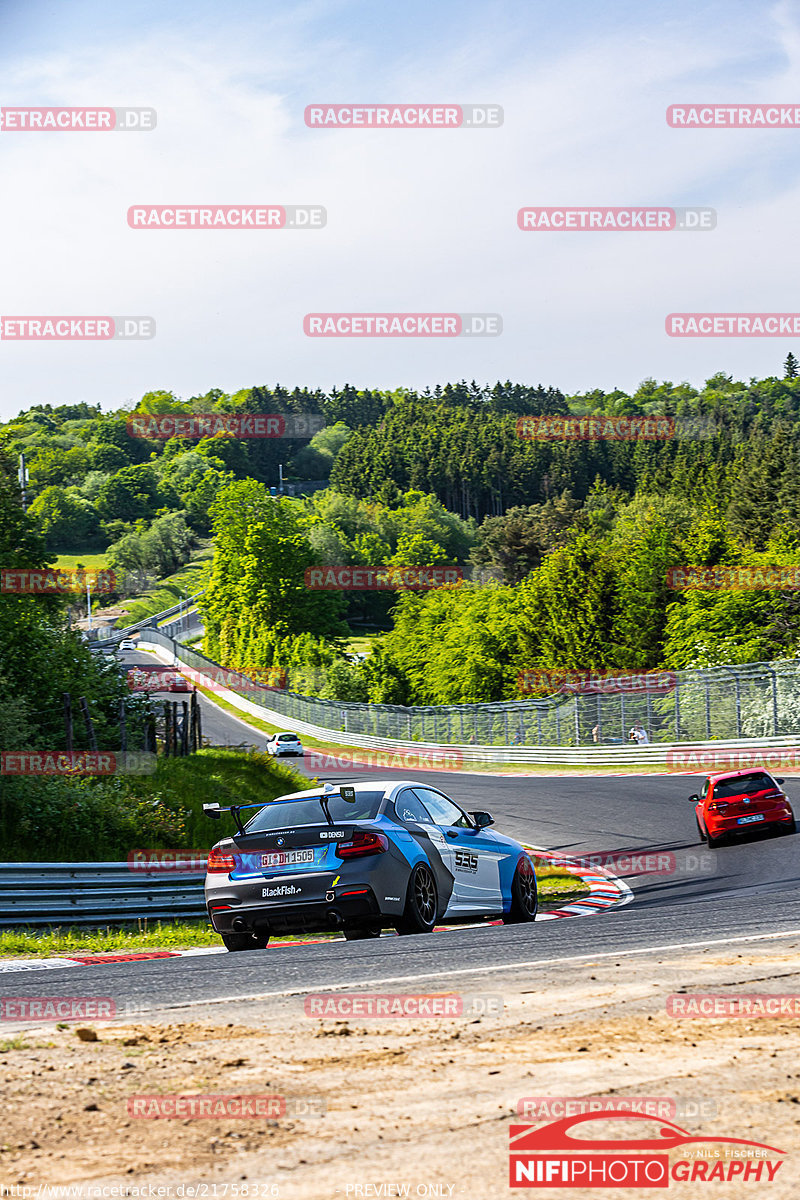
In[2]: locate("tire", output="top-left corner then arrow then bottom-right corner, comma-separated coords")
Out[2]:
505,857 -> 539,923
695,817 -> 708,844
395,863 -> 438,935
344,926 -> 381,941
778,818 -> 797,836
221,930 -> 270,952
706,828 -> 728,847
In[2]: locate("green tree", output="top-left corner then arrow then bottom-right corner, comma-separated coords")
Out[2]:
28,486 -> 101,549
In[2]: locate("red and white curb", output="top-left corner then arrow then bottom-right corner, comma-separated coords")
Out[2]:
0,849 -> 631,973
526,845 -> 633,920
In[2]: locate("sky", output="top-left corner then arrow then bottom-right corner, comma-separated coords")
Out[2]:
2,0 -> 800,417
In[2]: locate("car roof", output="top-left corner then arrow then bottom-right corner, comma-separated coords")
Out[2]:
706,768 -> 775,783
271,779 -> 437,802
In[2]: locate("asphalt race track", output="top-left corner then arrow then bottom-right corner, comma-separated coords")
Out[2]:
5,647 -> 798,1018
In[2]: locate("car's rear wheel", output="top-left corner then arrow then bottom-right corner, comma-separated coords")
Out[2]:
396,864 -> 438,934
344,926 -> 381,940
778,818 -> 797,836
221,930 -> 270,952
505,856 -> 538,923
695,817 -> 708,844
706,828 -> 728,847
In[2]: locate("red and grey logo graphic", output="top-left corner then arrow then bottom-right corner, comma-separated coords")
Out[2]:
509,1111 -> 785,1187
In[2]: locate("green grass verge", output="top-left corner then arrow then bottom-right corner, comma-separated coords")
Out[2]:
117,746 -> 309,848
53,550 -> 109,571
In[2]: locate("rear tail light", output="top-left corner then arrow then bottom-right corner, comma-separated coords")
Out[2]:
335,830 -> 389,859
708,801 -> 729,812
207,848 -> 236,873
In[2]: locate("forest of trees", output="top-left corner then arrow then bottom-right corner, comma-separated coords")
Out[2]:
5,365 -> 800,706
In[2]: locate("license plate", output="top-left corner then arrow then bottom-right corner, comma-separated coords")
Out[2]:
261,849 -> 315,868
737,814 -> 765,825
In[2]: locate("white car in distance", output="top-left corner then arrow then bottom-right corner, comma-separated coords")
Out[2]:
266,731 -> 304,757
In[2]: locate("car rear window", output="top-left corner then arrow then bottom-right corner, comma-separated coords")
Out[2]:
277,734 -> 297,742
245,790 -> 386,831
713,772 -> 775,799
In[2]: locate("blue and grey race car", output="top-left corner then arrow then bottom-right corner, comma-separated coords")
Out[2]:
203,779 -> 538,951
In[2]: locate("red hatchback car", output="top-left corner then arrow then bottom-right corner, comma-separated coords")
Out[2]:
692,768 -> 796,846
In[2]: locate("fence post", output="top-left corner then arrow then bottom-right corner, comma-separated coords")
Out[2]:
63,694 -> 73,751
181,701 -> 189,756
79,697 -> 98,752
164,703 -> 172,758
768,668 -> 779,734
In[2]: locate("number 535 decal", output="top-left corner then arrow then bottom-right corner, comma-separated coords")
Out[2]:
454,850 -> 478,873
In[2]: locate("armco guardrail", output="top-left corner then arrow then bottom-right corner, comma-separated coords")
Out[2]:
96,590 -> 205,645
140,632 -> 800,766
0,863 -> 206,928
141,629 -> 800,752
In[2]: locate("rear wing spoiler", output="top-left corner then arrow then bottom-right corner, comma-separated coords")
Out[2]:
203,785 -> 356,835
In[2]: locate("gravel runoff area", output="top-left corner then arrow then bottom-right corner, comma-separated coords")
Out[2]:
1,935 -> 799,1197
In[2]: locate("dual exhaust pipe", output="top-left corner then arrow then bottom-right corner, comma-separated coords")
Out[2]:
231,908 -> 344,932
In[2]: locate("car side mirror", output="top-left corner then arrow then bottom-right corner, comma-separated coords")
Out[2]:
776,777 -> 785,785
470,811 -> 494,829
688,795 -> 699,804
